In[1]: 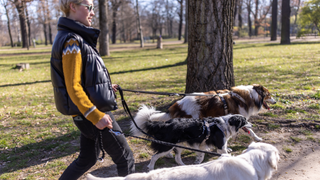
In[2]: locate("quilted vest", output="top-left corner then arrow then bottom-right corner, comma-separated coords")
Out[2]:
50,17 -> 117,115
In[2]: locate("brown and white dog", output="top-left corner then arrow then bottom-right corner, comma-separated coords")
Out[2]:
146,84 -> 276,141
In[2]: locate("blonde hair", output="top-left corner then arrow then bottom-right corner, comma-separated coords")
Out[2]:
59,0 -> 83,17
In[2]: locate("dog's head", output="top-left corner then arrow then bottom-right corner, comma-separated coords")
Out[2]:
223,114 -> 252,133
253,84 -> 276,110
245,142 -> 280,170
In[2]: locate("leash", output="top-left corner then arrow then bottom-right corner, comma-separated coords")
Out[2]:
114,86 -> 221,157
109,129 -> 222,156
121,88 -> 229,97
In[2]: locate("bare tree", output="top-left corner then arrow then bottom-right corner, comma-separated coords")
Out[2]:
46,0 -> 52,45
280,0 -> 290,44
177,0 -> 183,40
110,0 -> 122,44
1,0 -> 14,47
271,0 -> 277,40
11,0 -> 29,48
39,0 -> 47,45
184,0 -> 188,43
238,0 -> 243,37
186,0 -> 236,92
135,0 -> 144,47
99,0 -> 110,56
247,0 -> 252,37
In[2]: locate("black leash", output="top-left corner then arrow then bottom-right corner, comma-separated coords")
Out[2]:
121,88 -> 225,97
98,86 -> 222,161
109,129 -> 222,156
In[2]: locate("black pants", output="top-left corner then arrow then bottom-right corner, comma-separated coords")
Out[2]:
59,112 -> 135,180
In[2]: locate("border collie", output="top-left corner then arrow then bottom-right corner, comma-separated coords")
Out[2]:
148,84 -> 276,141
130,105 -> 252,170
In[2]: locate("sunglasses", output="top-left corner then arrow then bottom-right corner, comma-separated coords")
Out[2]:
80,3 -> 94,12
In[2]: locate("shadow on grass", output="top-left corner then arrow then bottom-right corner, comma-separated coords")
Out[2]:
0,130 -> 80,174
0,60 -> 187,88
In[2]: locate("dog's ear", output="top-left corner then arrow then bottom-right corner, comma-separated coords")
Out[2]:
268,151 -> 279,170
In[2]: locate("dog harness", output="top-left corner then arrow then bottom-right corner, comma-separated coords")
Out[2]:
215,92 -> 246,116
209,121 -> 227,137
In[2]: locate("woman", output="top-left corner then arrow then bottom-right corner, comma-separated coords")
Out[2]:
50,0 -> 135,179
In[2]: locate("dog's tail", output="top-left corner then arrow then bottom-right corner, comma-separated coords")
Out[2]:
86,173 -> 124,180
130,105 -> 158,137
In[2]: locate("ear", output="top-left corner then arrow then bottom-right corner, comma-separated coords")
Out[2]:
268,151 -> 279,170
69,2 -> 77,12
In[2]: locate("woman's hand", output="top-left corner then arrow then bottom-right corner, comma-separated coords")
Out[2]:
112,84 -> 119,92
95,114 -> 113,130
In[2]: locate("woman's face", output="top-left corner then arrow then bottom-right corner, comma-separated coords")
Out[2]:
71,0 -> 94,27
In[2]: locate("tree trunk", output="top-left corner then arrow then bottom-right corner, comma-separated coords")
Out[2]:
14,0 -> 28,48
4,5 -> 13,47
186,0 -> 235,93
112,10 -> 117,44
25,5 -> 31,46
271,0 -> 277,41
46,0 -> 53,45
237,0 -> 243,37
136,0 -> 144,47
178,0 -> 183,40
184,0 -> 188,43
99,0 -> 110,56
280,0 -> 290,44
254,0 -> 259,36
247,1 -> 252,37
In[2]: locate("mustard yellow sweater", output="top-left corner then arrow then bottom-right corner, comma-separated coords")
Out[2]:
62,38 -> 105,125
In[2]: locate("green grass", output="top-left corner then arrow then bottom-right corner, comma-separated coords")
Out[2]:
1,40 -> 320,178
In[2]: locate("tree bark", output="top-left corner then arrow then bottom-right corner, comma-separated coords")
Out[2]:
280,0 -> 290,44
271,0 -> 277,41
186,0 -> 235,93
99,0 -> 110,56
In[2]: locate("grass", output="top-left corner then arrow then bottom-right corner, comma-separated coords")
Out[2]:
1,39 -> 320,179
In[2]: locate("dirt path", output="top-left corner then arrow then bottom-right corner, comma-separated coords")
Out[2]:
76,115 -> 320,180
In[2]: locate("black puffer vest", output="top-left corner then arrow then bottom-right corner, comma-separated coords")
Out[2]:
50,17 -> 117,115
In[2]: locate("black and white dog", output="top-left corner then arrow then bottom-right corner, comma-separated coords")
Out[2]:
131,105 -> 253,170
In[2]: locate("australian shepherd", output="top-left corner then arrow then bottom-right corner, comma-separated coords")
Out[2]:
87,142 -> 280,180
130,105 -> 252,170
147,84 -> 276,141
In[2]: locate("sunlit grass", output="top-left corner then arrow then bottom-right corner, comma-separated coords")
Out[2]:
1,40 -> 320,178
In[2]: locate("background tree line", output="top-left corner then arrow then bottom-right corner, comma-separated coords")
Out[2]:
0,0 -> 316,49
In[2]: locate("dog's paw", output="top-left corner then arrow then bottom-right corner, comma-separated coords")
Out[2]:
227,148 -> 233,153
165,152 -> 174,158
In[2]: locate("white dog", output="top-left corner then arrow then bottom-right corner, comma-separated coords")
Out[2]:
87,142 -> 280,180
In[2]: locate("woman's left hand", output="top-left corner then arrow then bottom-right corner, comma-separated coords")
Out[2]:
112,84 -> 119,92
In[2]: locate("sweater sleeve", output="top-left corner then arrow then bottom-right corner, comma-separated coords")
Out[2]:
62,38 -> 105,125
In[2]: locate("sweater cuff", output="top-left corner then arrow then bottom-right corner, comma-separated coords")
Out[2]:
86,108 -> 105,125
